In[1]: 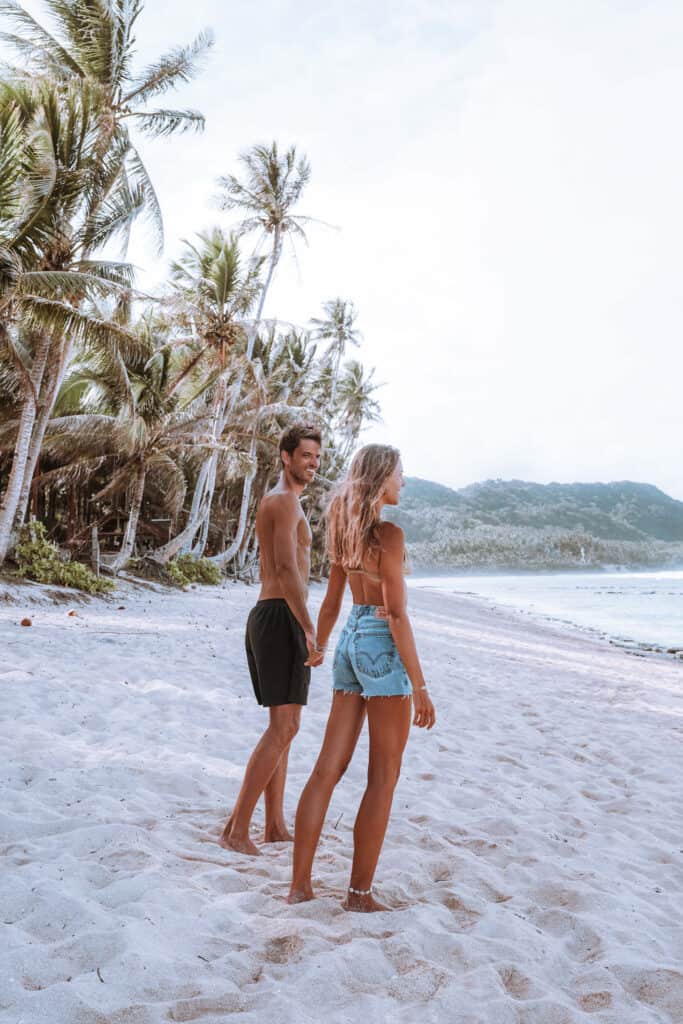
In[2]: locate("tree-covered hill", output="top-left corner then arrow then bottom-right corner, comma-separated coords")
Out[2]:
387,478 -> 683,571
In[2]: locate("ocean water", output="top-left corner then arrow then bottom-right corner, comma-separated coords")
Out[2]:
408,570 -> 683,650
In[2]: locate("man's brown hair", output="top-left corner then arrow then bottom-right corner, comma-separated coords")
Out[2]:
279,422 -> 322,457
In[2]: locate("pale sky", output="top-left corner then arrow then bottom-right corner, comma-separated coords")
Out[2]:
20,0 -> 683,499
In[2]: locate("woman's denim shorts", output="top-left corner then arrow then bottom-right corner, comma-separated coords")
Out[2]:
332,605 -> 412,699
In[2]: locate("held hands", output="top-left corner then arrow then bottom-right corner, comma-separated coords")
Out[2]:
412,686 -> 436,729
305,631 -> 325,668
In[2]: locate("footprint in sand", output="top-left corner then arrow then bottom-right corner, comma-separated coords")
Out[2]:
516,1001 -> 575,1024
497,965 -> 535,1000
427,859 -> 453,883
533,884 -> 583,912
440,893 -> 482,930
262,934 -> 304,963
531,910 -> 603,963
387,959 -> 447,1002
167,993 -> 245,1021
576,990 -> 612,1012
612,966 -> 683,1019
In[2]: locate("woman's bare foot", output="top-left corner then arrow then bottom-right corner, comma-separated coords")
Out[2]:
218,824 -> 261,856
264,825 -> 294,843
342,890 -> 389,913
286,885 -> 315,904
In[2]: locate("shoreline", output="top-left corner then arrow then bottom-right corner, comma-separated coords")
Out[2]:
409,570 -> 683,663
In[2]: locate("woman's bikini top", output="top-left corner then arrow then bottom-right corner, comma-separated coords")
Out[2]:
346,566 -> 382,584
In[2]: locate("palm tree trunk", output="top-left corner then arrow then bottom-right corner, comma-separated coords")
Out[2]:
223,225 -> 282,420
197,232 -> 282,568
190,453 -> 218,557
152,465 -> 216,564
249,227 -> 281,359
329,345 -> 342,422
0,332 -> 50,564
13,338 -> 72,532
179,454 -> 213,555
110,464 -> 146,573
209,426 -> 258,567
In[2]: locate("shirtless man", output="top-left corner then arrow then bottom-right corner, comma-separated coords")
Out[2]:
219,423 -> 323,856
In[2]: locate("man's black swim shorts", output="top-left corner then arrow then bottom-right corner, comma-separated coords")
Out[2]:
245,598 -> 311,707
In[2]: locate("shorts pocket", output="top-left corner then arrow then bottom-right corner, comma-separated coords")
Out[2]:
353,635 -> 399,679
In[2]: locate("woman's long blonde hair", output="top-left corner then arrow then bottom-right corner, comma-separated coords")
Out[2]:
326,444 -> 400,569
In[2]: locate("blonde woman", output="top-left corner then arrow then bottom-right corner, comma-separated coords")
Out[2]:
288,444 -> 435,912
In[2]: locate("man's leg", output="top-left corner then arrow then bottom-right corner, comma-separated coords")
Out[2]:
263,744 -> 293,842
220,704 -> 301,855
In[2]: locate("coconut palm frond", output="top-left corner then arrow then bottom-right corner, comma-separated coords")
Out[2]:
80,172 -> 145,255
76,259 -> 135,288
0,98 -> 24,217
145,451 -> 186,514
35,453 -> 112,488
92,463 -> 136,501
126,146 -> 163,254
126,107 -> 205,137
21,294 -> 137,356
40,412 -> 121,460
18,269 -> 130,300
121,29 -> 214,106
0,2 -> 85,77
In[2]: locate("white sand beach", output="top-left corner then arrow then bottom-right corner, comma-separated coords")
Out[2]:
1,579 -> 682,1024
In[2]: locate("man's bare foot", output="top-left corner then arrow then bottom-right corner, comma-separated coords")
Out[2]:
286,886 -> 315,904
342,891 -> 389,913
218,826 -> 261,856
264,825 -> 294,843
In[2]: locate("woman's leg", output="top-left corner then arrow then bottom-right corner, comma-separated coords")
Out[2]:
288,692 -> 366,903
344,695 -> 412,912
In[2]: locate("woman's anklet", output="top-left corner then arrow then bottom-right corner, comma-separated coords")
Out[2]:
348,886 -> 373,896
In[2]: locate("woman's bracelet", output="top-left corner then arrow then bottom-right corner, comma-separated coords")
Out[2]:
413,684 -> 428,692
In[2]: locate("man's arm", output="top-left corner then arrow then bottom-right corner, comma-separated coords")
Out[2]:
272,494 -> 315,647
315,561 -> 347,655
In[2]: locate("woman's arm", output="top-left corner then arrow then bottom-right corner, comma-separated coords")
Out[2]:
379,523 -> 435,729
315,561 -> 347,655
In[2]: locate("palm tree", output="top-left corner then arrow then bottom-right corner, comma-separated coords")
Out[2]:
208,327 -> 323,568
0,0 -> 213,253
0,1 -> 211,562
216,142 -> 313,351
336,359 -> 382,459
310,298 -> 361,412
208,143 -> 315,566
149,229 -> 263,562
0,79 -> 137,562
41,311 -> 201,571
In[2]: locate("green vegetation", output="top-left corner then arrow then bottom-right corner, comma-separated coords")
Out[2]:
0,2 -> 380,586
15,523 -> 113,594
389,479 -> 683,571
167,556 -> 222,587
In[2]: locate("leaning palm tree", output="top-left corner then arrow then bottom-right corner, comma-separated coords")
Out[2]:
149,229 -> 263,562
310,298 -> 361,413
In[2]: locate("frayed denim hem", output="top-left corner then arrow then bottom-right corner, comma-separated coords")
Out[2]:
334,688 -> 412,701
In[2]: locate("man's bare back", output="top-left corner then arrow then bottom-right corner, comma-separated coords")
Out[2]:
256,487 -> 312,602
